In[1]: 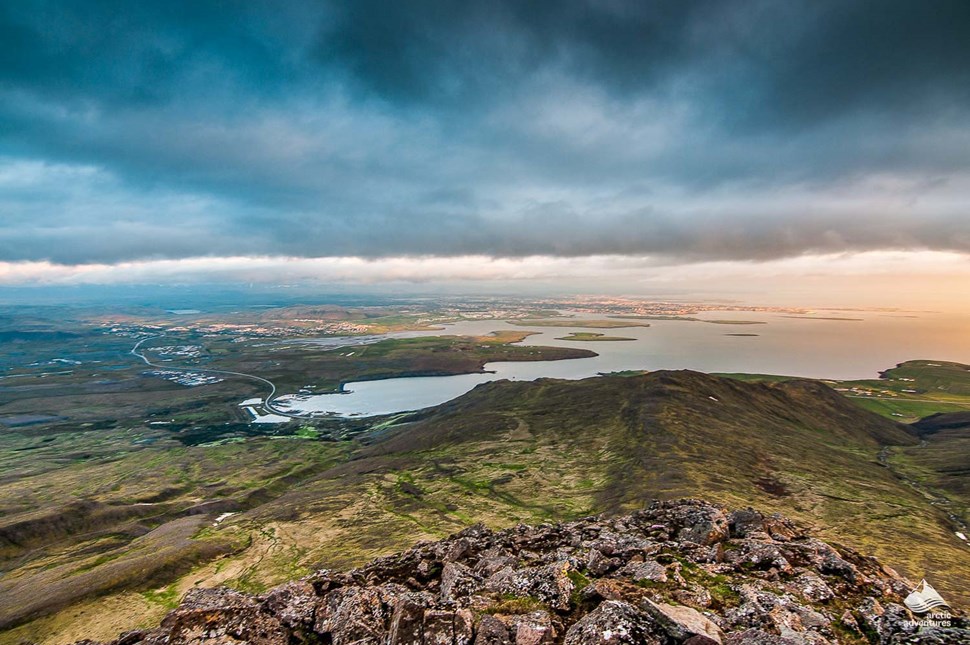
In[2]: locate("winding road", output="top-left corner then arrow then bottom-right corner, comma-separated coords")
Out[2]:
131,335 -> 311,420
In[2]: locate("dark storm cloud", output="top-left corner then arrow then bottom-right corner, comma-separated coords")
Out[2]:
319,0 -> 970,126
1,0 -> 969,266
316,1 -> 704,103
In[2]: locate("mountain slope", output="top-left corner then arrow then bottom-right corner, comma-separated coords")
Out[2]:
353,372 -> 965,604
4,371 -> 968,643
83,500 -> 969,644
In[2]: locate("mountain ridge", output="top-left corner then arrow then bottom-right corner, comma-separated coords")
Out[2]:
4,371 -> 967,642
74,499 -> 968,644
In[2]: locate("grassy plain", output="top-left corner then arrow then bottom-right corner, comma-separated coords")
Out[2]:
208,330 -> 594,395
830,360 -> 970,422
554,332 -> 636,341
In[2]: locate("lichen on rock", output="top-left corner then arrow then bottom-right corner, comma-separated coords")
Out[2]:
75,499 -> 968,645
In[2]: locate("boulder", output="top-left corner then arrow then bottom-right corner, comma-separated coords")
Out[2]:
260,581 -> 317,630
723,629 -> 802,644
388,593 -> 429,645
564,600 -> 660,644
441,561 -> 482,602
585,548 -> 621,577
728,509 -> 765,539
723,540 -> 793,574
507,610 -> 557,645
485,561 -> 575,612
639,598 -> 726,644
785,572 -> 834,604
426,609 -> 455,645
155,587 -> 289,645
314,585 -> 395,643
474,615 -> 512,645
615,559 -> 667,583
671,504 -> 731,546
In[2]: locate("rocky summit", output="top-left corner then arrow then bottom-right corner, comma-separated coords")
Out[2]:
76,500 -> 967,645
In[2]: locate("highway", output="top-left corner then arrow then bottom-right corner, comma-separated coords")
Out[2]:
130,335 -> 311,420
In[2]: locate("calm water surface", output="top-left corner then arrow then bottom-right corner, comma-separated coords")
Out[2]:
270,311 -> 970,417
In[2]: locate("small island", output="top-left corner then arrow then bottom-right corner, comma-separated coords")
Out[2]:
608,314 -> 698,321
780,315 -> 863,321
555,332 -> 637,341
607,315 -> 767,325
508,319 -> 650,328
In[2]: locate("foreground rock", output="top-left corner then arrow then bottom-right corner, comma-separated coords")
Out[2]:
76,500 -> 967,644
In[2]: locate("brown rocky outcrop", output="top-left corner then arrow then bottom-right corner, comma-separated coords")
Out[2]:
77,500 -> 968,645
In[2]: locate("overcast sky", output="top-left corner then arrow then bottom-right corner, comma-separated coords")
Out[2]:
2,1 -> 969,304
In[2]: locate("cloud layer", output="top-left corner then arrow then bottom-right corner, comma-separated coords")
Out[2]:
2,1 -> 969,268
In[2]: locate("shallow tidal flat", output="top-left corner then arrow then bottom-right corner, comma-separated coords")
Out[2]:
608,314 -> 766,325
555,332 -> 636,341
506,318 -> 650,328
780,315 -> 863,321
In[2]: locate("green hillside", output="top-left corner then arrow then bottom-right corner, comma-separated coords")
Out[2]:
3,371 -> 969,643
